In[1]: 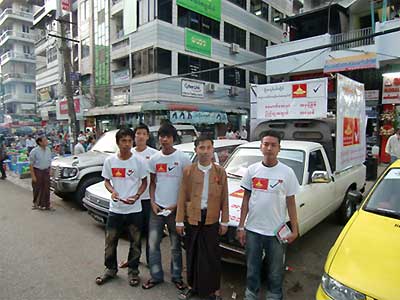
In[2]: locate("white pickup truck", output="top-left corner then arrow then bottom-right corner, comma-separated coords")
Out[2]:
220,119 -> 366,261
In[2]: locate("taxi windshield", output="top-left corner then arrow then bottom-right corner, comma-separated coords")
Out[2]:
364,168 -> 400,219
225,147 -> 304,185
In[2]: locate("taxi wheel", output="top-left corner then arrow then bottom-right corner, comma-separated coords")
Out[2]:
337,189 -> 356,225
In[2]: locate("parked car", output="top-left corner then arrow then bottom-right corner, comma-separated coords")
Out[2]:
50,124 -> 198,207
219,137 -> 366,264
83,139 -> 247,223
316,160 -> 400,300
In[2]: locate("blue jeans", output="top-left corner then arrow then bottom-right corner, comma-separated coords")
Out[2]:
244,230 -> 286,300
148,210 -> 182,282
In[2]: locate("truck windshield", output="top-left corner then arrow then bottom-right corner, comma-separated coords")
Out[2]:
364,168 -> 400,220
225,148 -> 304,185
91,131 -> 118,153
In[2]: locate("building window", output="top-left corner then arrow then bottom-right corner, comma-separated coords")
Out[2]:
250,33 -> 268,56
158,0 -> 172,23
250,0 -> 269,21
23,45 -> 31,54
224,66 -> 245,88
80,0 -> 89,22
249,71 -> 267,84
178,53 -> 219,83
132,47 -> 172,78
178,6 -> 220,39
22,24 -> 30,33
81,38 -> 90,58
24,84 -> 33,94
271,7 -> 284,29
47,47 -> 57,63
224,22 -> 246,49
227,0 -> 246,10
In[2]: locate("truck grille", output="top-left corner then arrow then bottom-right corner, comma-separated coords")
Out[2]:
86,191 -> 110,209
50,166 -> 61,180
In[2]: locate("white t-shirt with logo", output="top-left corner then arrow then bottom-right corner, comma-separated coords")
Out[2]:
148,149 -> 192,208
102,153 -> 147,214
241,161 -> 300,236
132,146 -> 158,200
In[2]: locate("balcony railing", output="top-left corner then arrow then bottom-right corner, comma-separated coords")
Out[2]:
3,94 -> 36,102
0,8 -> 33,23
331,27 -> 374,51
3,73 -> 36,81
0,30 -> 37,44
112,38 -> 129,51
1,51 -> 35,62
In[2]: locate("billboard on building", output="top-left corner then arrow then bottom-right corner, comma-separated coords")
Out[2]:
176,0 -> 221,21
185,28 -> 212,57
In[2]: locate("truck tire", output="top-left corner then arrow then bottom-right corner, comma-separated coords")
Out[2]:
75,176 -> 103,209
337,188 -> 356,225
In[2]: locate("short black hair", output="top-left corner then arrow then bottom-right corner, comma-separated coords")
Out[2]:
158,123 -> 177,142
36,136 -> 45,145
260,130 -> 281,144
133,123 -> 150,136
194,135 -> 213,147
115,128 -> 134,144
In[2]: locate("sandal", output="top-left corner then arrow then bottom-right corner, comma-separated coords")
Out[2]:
128,274 -> 140,287
142,278 -> 163,289
172,280 -> 187,291
95,273 -> 115,285
178,288 -> 195,300
118,260 -> 128,268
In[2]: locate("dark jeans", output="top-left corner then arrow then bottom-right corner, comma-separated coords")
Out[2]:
0,159 -> 6,178
148,210 -> 182,282
245,230 -> 287,300
141,199 -> 151,264
104,212 -> 142,275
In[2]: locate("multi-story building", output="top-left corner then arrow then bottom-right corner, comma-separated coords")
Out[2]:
32,0 -> 87,132
0,0 -> 36,119
83,0 -> 292,136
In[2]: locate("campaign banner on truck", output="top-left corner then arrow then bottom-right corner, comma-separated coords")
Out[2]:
251,78 -> 328,120
336,74 -> 366,171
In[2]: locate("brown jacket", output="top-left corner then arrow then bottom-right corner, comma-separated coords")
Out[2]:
176,163 -> 229,225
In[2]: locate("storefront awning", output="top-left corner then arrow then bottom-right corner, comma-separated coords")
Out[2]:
85,103 -> 143,117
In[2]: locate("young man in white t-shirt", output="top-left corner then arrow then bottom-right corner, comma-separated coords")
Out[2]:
236,130 -> 300,300
95,128 -> 148,287
142,123 -> 191,290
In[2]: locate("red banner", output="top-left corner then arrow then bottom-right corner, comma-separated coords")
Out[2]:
61,0 -> 70,11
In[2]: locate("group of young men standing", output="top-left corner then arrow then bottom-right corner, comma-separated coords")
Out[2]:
95,122 -> 300,300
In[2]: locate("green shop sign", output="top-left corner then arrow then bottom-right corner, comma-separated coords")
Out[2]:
177,0 -> 221,22
185,28 -> 212,57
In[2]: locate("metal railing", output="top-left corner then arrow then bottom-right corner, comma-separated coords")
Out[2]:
331,27 -> 374,50
1,51 -> 35,62
3,73 -> 36,81
112,38 -> 129,51
0,8 -> 33,22
0,30 -> 37,44
3,94 -> 36,102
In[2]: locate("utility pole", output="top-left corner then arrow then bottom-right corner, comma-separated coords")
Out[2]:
56,0 -> 78,146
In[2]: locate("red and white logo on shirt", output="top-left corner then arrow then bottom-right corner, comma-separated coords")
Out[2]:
252,178 -> 268,190
156,163 -> 167,173
112,168 -> 126,178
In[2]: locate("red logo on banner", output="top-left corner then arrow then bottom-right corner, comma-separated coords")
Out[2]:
343,117 -> 361,147
61,0 -> 70,11
156,164 -> 167,173
292,84 -> 307,98
252,178 -> 269,190
112,168 -> 126,178
59,98 -> 81,115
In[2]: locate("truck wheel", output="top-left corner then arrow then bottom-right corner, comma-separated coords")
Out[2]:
75,176 -> 103,209
337,189 -> 356,225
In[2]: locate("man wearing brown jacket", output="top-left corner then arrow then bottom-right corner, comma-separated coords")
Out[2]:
176,136 -> 229,300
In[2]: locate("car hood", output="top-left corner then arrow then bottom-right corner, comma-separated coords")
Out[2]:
52,151 -> 109,169
327,210 -> 400,300
86,181 -> 111,201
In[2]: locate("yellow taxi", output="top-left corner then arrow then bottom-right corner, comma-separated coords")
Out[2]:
316,160 -> 400,300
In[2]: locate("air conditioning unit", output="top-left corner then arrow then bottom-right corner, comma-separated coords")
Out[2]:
230,43 -> 240,54
228,86 -> 239,97
205,83 -> 216,92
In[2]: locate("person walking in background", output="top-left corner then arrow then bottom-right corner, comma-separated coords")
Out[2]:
74,136 -> 86,155
385,128 -> 400,163
237,131 -> 300,300
240,126 -> 248,140
0,143 -> 7,180
29,136 -> 53,211
95,128 -> 148,287
87,136 -> 96,151
26,135 -> 36,153
176,136 -> 229,300
142,123 -> 191,290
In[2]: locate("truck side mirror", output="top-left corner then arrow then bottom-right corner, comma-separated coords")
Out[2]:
311,171 -> 331,183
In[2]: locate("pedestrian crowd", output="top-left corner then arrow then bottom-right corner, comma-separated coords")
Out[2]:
92,123 -> 301,300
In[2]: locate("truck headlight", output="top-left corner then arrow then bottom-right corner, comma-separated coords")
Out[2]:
61,167 -> 78,179
321,273 -> 365,300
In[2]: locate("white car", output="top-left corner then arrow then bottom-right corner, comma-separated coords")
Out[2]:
83,139 -> 247,223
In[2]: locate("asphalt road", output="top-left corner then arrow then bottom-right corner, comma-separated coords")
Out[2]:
0,173 -> 379,300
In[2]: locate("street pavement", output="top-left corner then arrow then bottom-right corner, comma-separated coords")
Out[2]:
0,166 -> 385,300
